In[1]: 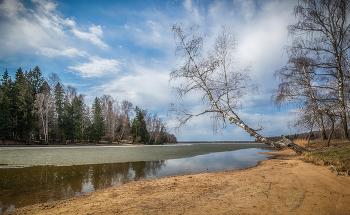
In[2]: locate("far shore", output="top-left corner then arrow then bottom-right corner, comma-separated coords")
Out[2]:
0,142 -> 155,147
0,141 -> 260,147
6,149 -> 350,214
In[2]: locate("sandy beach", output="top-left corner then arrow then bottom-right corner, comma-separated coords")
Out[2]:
5,149 -> 350,215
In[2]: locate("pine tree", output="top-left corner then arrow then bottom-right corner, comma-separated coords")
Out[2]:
28,66 -> 44,95
1,69 -> 11,96
0,95 -> 11,139
71,95 -> 84,142
0,69 -> 12,139
54,82 -> 65,140
131,106 -> 149,143
158,125 -> 168,144
61,102 -> 74,142
13,68 -> 28,140
91,97 -> 104,142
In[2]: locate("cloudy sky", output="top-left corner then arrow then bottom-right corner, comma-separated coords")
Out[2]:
0,0 -> 300,141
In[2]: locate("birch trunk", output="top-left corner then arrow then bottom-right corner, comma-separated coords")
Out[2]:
336,65 -> 349,140
301,66 -> 327,140
223,111 -> 309,154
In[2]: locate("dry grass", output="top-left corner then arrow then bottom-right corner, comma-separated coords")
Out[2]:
293,138 -> 350,175
303,147 -> 350,174
293,139 -> 310,147
293,138 -> 350,149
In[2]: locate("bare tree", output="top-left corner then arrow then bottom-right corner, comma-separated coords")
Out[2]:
143,111 -> 165,144
288,0 -> 350,140
289,106 -> 316,147
273,46 -> 329,140
64,85 -> 77,105
100,95 -> 119,143
119,100 -> 133,141
46,73 -> 61,141
170,24 -> 309,154
33,82 -> 53,144
82,105 -> 92,142
47,73 -> 60,94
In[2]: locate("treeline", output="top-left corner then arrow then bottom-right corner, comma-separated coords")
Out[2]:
0,67 -> 177,144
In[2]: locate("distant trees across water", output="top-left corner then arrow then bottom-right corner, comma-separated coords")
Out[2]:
0,67 -> 177,145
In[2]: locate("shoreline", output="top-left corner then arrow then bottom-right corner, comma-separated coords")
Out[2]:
6,149 -> 350,214
0,143 -> 146,147
0,142 -> 261,147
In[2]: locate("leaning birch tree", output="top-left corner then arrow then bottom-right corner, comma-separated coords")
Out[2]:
170,24 -> 309,154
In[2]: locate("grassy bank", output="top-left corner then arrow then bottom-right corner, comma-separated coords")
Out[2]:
303,148 -> 350,175
293,139 -> 350,175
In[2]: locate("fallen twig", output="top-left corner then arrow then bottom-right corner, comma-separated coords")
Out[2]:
331,165 -> 339,176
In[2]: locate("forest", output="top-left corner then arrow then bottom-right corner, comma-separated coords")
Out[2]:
0,67 -> 177,145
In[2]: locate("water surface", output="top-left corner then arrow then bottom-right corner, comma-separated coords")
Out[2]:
0,143 -> 274,213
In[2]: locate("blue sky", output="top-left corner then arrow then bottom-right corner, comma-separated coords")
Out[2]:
0,0 -> 300,141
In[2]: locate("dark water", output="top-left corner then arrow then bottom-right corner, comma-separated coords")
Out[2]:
0,143 -> 274,213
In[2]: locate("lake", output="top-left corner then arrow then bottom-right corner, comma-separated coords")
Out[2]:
0,143 -> 274,213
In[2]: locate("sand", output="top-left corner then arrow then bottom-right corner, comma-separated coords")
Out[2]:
5,149 -> 350,215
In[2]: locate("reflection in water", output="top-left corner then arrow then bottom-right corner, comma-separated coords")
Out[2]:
0,145 -> 274,213
0,160 -> 166,213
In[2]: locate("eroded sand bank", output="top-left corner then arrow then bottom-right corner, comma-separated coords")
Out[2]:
6,149 -> 350,215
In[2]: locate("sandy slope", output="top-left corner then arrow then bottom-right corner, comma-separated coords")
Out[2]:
6,149 -> 350,215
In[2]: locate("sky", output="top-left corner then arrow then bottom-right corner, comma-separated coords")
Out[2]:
0,0 -> 301,141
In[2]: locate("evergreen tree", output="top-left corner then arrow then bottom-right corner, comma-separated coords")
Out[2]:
0,95 -> 11,139
158,125 -> 168,144
61,102 -> 75,142
91,97 -> 104,142
131,106 -> 149,143
71,95 -> 84,142
54,82 -> 65,140
0,69 -> 12,139
82,103 -> 92,143
1,69 -> 11,96
28,66 -> 44,95
13,67 -> 29,140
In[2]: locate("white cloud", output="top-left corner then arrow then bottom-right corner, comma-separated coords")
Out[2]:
63,82 -> 91,87
135,28 -> 143,34
32,0 -> 57,15
89,24 -> 103,37
120,24 -> 130,29
37,47 -> 88,57
0,0 -> 26,18
182,0 -> 201,22
0,0 -> 108,58
127,19 -> 174,51
72,24 -> 108,49
183,0 -> 192,11
235,0 -> 256,21
68,56 -> 121,78
93,62 -> 171,109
